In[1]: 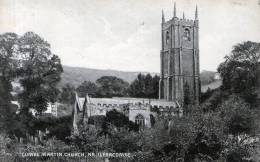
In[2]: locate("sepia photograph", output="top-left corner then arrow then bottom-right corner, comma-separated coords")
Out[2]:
0,0 -> 260,161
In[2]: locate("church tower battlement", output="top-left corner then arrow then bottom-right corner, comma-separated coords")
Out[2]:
159,3 -> 200,105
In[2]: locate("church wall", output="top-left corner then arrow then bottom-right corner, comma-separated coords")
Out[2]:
182,49 -> 194,76
163,79 -> 167,99
173,23 -> 178,48
174,49 -> 180,75
183,76 -> 195,101
163,51 -> 169,75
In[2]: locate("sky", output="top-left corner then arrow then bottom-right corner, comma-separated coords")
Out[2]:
0,0 -> 260,73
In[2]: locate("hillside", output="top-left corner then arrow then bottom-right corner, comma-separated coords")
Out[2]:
59,65 -> 158,87
59,65 -> 222,91
200,70 -> 217,85
201,80 -> 222,92
200,70 -> 222,92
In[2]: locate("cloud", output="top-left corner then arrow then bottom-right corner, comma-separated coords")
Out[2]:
0,0 -> 259,73
62,22 -> 159,72
100,17 -> 119,41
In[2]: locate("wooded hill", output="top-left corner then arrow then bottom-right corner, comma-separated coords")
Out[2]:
60,65 -> 221,90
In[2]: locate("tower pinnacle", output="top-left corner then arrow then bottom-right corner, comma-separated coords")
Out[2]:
174,2 -> 176,17
183,12 -> 185,19
195,5 -> 198,20
162,9 -> 165,23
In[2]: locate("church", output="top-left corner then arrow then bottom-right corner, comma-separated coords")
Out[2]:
72,93 -> 180,134
72,4 -> 200,133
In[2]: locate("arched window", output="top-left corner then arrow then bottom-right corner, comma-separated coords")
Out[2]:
183,28 -> 190,41
135,114 -> 145,128
150,114 -> 156,127
166,31 -> 170,44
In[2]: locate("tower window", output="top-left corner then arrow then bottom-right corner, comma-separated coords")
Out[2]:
183,28 -> 191,41
166,31 -> 170,44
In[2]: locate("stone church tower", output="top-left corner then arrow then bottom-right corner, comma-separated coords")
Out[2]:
159,4 -> 200,105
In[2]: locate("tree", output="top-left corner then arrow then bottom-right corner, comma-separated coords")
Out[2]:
151,75 -> 160,98
71,125 -> 106,152
0,77 -> 15,132
128,74 -> 145,98
76,81 -> 98,97
96,76 -> 129,97
230,41 -> 260,72
0,33 -> 19,133
17,32 -> 63,115
144,74 -> 153,97
32,115 -> 72,143
128,74 -> 159,98
109,130 -> 140,152
0,33 -> 19,79
218,41 -> 260,104
58,83 -> 75,104
106,109 -> 138,131
218,96 -> 256,136
217,95 -> 259,161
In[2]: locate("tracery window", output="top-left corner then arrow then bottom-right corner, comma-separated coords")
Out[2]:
135,114 -> 145,128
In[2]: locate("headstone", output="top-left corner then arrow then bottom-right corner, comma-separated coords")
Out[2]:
39,130 -> 43,141
35,137 -> 39,145
19,138 -> 23,143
